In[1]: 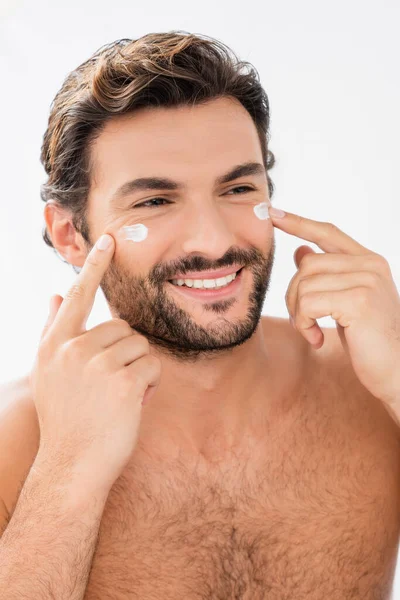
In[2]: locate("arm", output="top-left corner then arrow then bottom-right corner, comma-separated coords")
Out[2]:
0,450 -> 110,600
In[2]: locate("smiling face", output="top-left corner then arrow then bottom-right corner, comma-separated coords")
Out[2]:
85,96 -> 276,361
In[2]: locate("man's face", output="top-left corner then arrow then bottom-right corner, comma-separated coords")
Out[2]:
85,96 -> 275,361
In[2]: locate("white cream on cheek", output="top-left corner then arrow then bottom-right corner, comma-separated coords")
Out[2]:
253,202 -> 270,220
122,223 -> 149,242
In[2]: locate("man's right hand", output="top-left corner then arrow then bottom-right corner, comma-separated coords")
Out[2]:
29,233 -> 161,492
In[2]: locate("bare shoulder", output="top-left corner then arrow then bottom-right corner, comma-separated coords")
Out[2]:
316,327 -> 400,476
0,375 -> 40,520
261,315 -> 400,440
260,315 -> 344,361
262,317 -> 400,521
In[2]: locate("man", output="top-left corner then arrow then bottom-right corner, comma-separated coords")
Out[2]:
0,31 -> 400,599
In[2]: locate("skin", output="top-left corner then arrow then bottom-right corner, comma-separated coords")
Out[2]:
44,96 -> 303,462
0,94 -> 397,599
272,210 -> 400,420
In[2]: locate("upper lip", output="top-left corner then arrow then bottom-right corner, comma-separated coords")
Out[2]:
169,265 -> 243,280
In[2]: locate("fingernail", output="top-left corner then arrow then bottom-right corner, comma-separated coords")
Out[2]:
289,315 -> 295,328
96,234 -> 112,250
269,207 -> 286,218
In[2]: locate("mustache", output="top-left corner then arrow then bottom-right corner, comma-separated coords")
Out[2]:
149,247 -> 265,284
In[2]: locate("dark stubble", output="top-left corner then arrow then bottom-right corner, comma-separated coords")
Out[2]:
98,238 -> 276,364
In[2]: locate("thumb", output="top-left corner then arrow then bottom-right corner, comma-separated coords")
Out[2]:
40,295 -> 64,342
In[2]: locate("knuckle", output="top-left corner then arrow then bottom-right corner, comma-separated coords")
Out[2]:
37,338 -> 53,360
111,318 -> 135,336
111,317 -> 128,326
284,289 -> 290,306
364,271 -> 381,287
297,278 -> 308,295
134,371 -> 148,390
134,335 -> 150,354
321,221 -> 339,238
117,367 -> 146,392
296,216 -> 308,228
62,337 -> 86,361
147,354 -> 162,373
300,253 -> 314,270
90,354 -> 112,376
325,221 -> 337,232
64,283 -> 86,302
370,253 -> 390,274
285,273 -> 297,299
122,355 -> 160,387
139,355 -> 161,386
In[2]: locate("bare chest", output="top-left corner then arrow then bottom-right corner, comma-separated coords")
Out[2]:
84,394 -> 400,599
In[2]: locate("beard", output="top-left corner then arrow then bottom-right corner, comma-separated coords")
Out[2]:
98,239 -> 276,364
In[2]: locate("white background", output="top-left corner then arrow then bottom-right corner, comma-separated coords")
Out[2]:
0,0 -> 399,593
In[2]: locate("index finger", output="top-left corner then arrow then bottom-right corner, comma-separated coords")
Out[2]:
268,209 -> 371,255
50,234 -> 115,343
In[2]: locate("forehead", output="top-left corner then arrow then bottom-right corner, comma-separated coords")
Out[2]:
89,96 -> 263,193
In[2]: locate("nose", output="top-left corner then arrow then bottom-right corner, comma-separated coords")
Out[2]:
180,199 -> 238,257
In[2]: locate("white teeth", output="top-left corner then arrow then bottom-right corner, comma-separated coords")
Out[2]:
171,271 -> 238,289
203,279 -> 216,289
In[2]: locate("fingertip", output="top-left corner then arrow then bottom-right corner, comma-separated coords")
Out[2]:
96,234 -> 113,251
300,323 -> 324,348
311,328 -> 324,349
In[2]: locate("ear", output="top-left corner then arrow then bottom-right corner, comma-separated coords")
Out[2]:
294,245 -> 316,269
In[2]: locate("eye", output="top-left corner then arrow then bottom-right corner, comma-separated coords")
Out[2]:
133,186 -> 255,209
135,198 -> 172,208
225,185 -> 254,195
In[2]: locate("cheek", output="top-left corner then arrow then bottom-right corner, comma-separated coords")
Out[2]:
248,202 -> 274,249
122,223 -> 149,242
253,201 -> 270,221
112,224 -> 152,269
115,224 -> 162,272
251,202 -> 273,239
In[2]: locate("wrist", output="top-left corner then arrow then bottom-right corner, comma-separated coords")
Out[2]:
32,447 -> 112,506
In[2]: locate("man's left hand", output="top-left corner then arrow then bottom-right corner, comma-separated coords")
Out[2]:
268,206 -> 400,424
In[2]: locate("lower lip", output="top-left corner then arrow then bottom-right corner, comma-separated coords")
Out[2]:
167,269 -> 243,300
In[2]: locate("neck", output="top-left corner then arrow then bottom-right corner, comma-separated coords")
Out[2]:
137,319 -> 294,461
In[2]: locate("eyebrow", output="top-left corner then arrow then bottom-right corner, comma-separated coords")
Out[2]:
109,161 -> 266,207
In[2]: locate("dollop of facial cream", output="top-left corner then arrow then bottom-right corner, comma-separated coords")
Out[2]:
122,224 -> 149,242
253,202 -> 270,220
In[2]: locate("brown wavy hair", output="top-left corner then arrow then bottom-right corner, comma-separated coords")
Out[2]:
40,30 -> 276,269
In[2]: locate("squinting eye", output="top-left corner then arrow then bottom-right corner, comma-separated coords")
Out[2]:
135,198 -> 172,208
226,186 -> 254,195
134,186 -> 255,209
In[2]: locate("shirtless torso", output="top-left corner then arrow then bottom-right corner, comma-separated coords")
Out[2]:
1,317 -> 400,599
